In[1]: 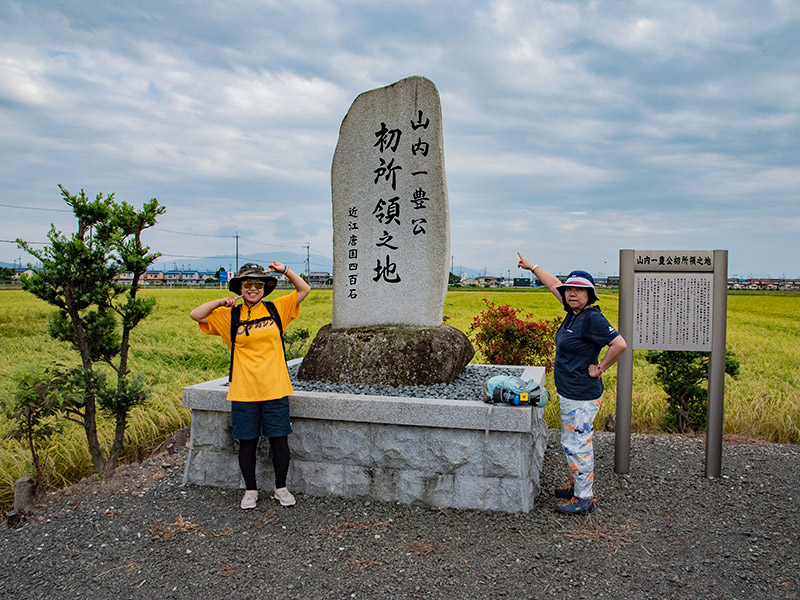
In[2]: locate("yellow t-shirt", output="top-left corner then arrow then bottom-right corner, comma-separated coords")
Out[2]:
200,291 -> 299,402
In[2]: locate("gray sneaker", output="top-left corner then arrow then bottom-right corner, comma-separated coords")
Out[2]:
240,490 -> 258,510
273,487 -> 296,507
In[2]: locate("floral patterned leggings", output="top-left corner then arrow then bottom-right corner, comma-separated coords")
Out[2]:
559,396 -> 602,499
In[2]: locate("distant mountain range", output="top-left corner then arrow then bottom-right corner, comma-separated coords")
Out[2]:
2,254 -> 493,278
149,252 -> 333,275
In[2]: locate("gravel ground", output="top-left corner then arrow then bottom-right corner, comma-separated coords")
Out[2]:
2,430 -> 799,600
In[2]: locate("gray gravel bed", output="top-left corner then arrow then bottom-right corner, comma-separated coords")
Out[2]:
289,364 -> 524,399
2,430 -> 798,600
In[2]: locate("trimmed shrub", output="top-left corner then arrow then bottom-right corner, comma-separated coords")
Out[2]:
469,299 -> 561,369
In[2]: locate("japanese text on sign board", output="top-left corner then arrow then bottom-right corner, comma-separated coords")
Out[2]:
634,251 -> 714,272
633,273 -> 713,350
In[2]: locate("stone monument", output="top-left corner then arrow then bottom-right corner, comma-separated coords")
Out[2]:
297,76 -> 474,385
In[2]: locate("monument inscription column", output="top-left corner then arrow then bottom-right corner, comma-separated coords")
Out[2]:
332,75 -> 449,328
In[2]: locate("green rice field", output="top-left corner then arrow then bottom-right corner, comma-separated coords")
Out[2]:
1,287 -> 798,515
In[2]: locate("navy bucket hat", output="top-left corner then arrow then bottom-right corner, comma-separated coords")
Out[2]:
556,270 -> 599,304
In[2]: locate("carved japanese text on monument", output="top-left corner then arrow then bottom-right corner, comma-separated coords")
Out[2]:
369,111 -> 432,286
633,273 -> 713,351
331,76 -> 450,329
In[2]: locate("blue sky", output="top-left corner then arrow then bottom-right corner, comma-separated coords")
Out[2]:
1,0 -> 798,279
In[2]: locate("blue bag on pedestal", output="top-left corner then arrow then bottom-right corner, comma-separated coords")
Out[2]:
482,375 -> 549,407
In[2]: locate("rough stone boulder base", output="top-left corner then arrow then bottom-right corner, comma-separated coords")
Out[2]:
331,76 -> 449,329
296,324 -> 474,386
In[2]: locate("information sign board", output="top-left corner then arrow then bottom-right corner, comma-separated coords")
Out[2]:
616,249 -> 728,479
633,273 -> 713,351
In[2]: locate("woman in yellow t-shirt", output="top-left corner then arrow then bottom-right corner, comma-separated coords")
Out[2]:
190,262 -> 310,510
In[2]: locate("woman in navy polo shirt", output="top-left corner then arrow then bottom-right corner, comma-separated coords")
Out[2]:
518,253 -> 627,514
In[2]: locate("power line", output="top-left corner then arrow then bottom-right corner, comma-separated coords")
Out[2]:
159,253 -> 237,259
6,217 -> 310,249
0,203 -> 72,213
238,236 -> 307,250
151,228 -> 307,250
154,227 -> 232,238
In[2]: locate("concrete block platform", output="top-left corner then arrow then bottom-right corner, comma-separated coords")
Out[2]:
182,360 -> 548,513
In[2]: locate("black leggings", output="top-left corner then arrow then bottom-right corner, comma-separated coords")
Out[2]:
238,436 -> 290,491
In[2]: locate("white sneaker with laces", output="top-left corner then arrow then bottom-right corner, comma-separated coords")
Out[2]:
240,490 -> 258,510
273,487 -> 296,507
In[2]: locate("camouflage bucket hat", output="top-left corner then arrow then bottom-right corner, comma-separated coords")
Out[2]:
228,262 -> 278,296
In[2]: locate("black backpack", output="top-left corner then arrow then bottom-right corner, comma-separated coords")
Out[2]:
228,301 -> 285,382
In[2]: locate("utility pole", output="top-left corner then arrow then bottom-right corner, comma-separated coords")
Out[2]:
305,243 -> 310,281
235,231 -> 239,272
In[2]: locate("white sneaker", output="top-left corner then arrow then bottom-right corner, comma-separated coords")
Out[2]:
240,490 -> 258,510
273,487 -> 296,507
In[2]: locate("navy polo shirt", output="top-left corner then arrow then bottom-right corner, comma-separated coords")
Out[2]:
554,305 -> 620,400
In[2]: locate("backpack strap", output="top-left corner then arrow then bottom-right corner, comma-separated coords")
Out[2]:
262,300 -> 287,362
228,304 -> 242,382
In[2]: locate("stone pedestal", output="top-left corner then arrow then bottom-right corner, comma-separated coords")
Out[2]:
296,323 -> 474,385
182,361 -> 547,513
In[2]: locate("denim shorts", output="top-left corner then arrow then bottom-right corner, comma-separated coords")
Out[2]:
230,397 -> 292,440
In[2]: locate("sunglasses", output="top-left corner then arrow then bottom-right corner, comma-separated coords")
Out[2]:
241,280 -> 265,290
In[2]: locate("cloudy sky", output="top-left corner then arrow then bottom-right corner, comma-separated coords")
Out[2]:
1,0 -> 798,279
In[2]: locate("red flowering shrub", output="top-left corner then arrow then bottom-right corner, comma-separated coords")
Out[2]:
468,299 -> 561,370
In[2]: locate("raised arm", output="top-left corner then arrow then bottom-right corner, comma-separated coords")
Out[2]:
269,261 -> 311,305
517,252 -> 563,303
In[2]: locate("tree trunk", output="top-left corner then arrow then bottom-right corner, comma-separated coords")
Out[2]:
64,289 -> 106,476
103,412 -> 128,477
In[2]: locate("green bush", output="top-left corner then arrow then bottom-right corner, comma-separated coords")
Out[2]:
645,349 -> 741,432
468,299 -> 561,369
284,326 -> 311,360
1,369 -> 67,492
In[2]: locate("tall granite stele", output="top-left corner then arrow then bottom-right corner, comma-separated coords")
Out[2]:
298,76 -> 474,386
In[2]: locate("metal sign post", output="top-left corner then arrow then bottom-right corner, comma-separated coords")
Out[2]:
705,250 -> 729,478
615,249 -> 728,478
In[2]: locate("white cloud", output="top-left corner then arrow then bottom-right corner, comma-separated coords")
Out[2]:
0,49 -> 50,106
447,148 -> 614,184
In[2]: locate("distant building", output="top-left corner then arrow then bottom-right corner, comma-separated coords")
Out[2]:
727,277 -> 799,290
475,276 -> 501,287
143,270 -> 165,285
163,270 -> 203,285
116,271 -> 135,285
309,271 -> 331,286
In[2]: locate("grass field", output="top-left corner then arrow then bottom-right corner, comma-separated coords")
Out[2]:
1,287 -> 799,514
